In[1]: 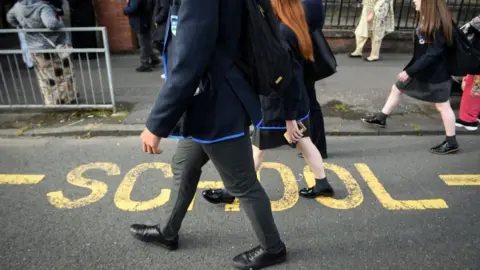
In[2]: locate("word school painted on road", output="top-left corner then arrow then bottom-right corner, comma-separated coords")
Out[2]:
1,162 -> 479,212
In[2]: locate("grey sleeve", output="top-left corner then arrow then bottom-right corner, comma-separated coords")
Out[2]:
40,6 -> 64,29
6,7 -> 19,27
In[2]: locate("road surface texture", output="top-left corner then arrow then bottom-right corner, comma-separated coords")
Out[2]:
0,136 -> 479,270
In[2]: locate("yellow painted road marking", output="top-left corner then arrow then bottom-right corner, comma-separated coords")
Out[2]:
264,162 -> 299,212
0,174 -> 45,184
224,162 -> 299,212
439,175 -> 480,186
304,163 -> 363,209
114,163 -> 172,212
47,163 -> 120,209
355,163 -> 448,210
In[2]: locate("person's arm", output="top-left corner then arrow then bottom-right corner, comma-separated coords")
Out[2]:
405,31 -> 447,77
145,0 -> 219,137
40,6 -> 64,29
280,25 -> 302,120
302,0 -> 324,30
154,0 -> 170,25
6,6 -> 19,28
124,0 -> 141,15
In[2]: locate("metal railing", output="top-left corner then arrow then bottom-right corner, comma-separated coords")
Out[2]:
324,0 -> 480,30
0,27 -> 115,111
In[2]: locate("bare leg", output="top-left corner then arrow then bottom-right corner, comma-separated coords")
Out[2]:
252,145 -> 265,172
297,137 -> 334,198
381,84 -> 403,115
296,137 -> 326,179
436,101 -> 456,137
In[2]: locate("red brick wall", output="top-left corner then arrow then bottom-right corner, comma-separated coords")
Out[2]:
95,0 -> 136,53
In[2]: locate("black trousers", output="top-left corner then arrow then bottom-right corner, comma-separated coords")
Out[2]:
162,136 -> 284,252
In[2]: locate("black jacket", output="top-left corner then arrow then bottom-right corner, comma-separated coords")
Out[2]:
152,0 -> 169,42
154,0 -> 170,25
145,0 -> 262,143
257,0 -> 324,128
124,0 -> 151,33
405,29 -> 451,83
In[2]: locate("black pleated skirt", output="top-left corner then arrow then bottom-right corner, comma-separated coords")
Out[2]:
395,78 -> 452,103
251,118 -> 311,150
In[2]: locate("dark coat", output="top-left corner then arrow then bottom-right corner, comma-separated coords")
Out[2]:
303,0 -> 324,111
405,29 -> 451,83
145,0 -> 262,143
124,0 -> 151,34
152,0 -> 169,43
257,0 -> 325,128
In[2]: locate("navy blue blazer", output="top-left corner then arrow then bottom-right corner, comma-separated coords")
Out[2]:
145,0 -> 262,144
405,29 -> 451,83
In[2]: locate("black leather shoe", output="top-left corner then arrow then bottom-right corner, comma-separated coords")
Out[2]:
429,141 -> 459,155
150,58 -> 161,67
233,245 -> 287,270
136,65 -> 153,72
130,224 -> 178,250
361,115 -> 386,128
299,187 -> 334,199
202,189 -> 236,204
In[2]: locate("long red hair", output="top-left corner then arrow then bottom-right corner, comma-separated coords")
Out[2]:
271,0 -> 314,61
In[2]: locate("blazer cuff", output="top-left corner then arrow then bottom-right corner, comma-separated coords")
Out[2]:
146,119 -> 171,138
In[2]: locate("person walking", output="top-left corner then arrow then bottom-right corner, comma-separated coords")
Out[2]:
361,0 -> 458,154
300,0 -> 328,159
202,0 -> 335,205
129,0 -> 287,269
349,0 -> 394,61
152,0 -> 169,53
456,74 -> 480,131
124,0 -> 160,72
7,0 -> 78,105
455,14 -> 480,131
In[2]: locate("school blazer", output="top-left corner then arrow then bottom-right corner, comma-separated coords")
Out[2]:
145,0 -> 262,143
405,30 -> 451,84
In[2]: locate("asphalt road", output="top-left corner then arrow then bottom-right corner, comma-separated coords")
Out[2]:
0,136 -> 479,270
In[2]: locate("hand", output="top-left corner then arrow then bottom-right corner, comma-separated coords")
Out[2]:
286,120 -> 303,143
367,11 -> 375,22
140,128 -> 162,154
397,71 -> 409,82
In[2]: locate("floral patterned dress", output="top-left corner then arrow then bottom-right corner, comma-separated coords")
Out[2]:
355,0 -> 395,40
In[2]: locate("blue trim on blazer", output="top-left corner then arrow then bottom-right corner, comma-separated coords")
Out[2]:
256,112 -> 310,130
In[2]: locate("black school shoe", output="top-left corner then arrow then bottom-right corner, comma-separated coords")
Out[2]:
150,58 -> 161,67
455,119 -> 478,131
136,65 -> 153,72
233,245 -> 287,270
429,141 -> 459,155
130,224 -> 178,250
202,189 -> 236,204
361,115 -> 386,128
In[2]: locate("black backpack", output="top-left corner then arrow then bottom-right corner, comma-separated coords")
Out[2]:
447,23 -> 480,76
236,0 -> 294,96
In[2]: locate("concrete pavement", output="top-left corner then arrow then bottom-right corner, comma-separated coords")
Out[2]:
0,136 -> 479,269
0,53 -> 473,138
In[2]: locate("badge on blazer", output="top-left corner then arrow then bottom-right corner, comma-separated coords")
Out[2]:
171,15 -> 178,36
